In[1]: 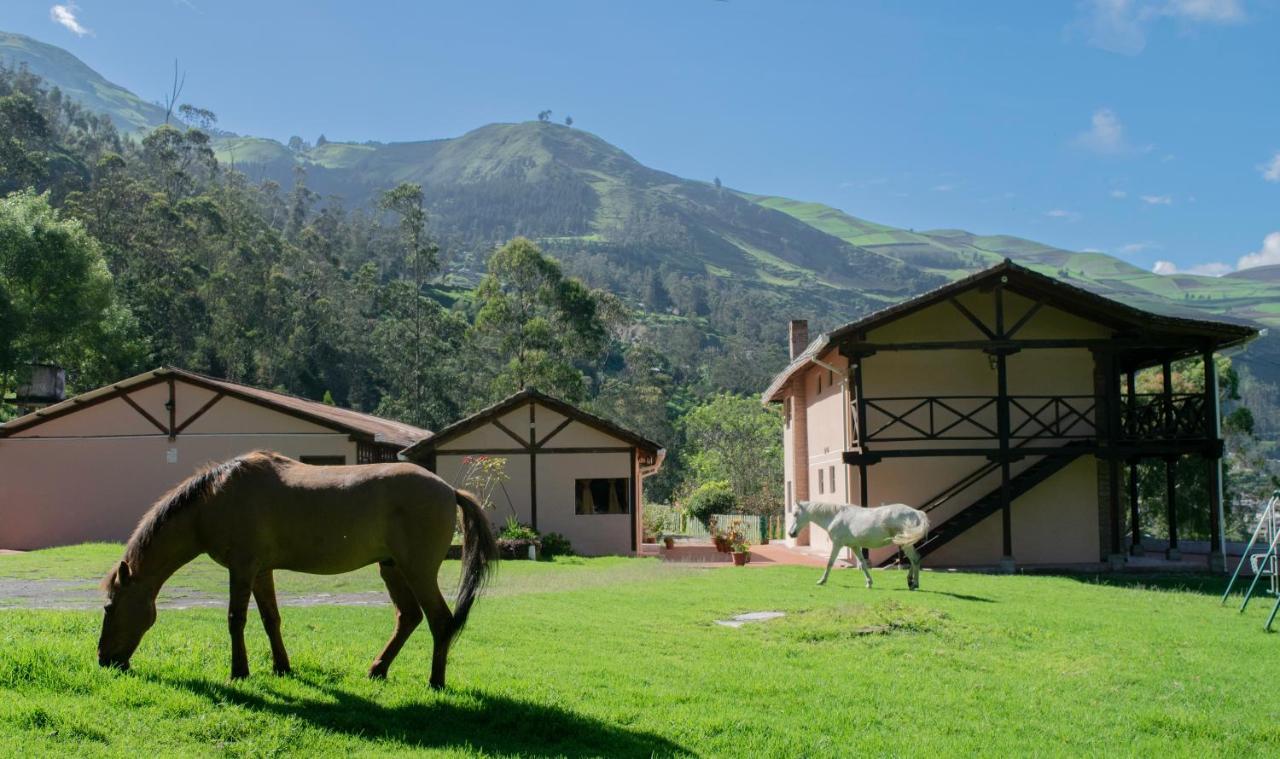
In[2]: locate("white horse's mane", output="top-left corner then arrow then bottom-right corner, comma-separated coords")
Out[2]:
797,500 -> 850,518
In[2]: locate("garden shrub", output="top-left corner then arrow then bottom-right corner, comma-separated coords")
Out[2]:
685,480 -> 737,526
539,532 -> 573,558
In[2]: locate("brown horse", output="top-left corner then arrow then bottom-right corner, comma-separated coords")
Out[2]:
98,451 -> 497,688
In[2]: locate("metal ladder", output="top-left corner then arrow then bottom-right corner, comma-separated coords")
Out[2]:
1221,490 -> 1280,631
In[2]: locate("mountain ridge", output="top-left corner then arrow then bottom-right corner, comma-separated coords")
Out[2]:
3,28 -> 1278,380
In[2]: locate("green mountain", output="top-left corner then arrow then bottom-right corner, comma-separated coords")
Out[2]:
0,31 -> 169,132
5,28 -> 1279,380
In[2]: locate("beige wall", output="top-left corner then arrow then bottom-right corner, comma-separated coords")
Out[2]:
433,400 -> 641,556
1,382 -> 356,549
780,286 -> 1116,566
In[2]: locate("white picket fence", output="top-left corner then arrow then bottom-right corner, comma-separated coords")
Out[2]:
682,514 -> 762,543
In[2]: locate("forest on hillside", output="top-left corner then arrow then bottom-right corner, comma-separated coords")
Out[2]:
2,62 -> 1277,540
0,62 -> 785,512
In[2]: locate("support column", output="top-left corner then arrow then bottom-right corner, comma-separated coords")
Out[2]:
851,351 -> 870,509
1164,455 -> 1180,560
1204,347 -> 1224,572
993,286 -> 1015,573
1102,351 -> 1125,569
1127,370 -> 1144,556
1162,358 -> 1179,560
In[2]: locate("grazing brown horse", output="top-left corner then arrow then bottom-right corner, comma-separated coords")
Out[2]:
98,451 -> 497,688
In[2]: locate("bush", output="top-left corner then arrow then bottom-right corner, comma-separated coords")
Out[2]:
540,532 -> 574,558
685,480 -> 737,526
642,503 -> 678,540
500,516 -> 539,541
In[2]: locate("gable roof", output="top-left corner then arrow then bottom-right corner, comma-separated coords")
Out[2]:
401,388 -> 662,458
763,259 -> 1260,402
0,367 -> 430,447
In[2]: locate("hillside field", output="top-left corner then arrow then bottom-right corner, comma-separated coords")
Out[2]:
2,546 -> 1279,757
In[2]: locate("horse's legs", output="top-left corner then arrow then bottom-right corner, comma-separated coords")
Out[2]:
854,548 -> 873,589
391,558 -> 454,689
227,569 -> 253,679
252,571 -> 291,674
369,561 -> 424,680
902,544 -> 922,591
817,543 -> 843,585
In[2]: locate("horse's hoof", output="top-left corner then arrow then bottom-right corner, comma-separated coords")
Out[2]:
230,670 -> 249,681
368,668 -> 388,680
273,666 -> 292,676
429,680 -> 445,691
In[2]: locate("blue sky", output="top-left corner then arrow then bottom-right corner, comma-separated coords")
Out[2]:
5,0 -> 1279,274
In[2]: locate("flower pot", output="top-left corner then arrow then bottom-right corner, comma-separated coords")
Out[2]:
732,551 -> 749,566
714,537 -> 730,553
663,537 -> 675,549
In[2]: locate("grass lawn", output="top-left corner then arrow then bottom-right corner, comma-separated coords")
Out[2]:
3,546 -> 1280,757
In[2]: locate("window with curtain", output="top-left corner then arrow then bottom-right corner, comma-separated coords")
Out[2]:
575,478 -> 631,515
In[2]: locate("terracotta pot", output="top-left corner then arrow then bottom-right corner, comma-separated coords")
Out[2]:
663,537 -> 675,549
714,537 -> 730,553
732,551 -> 749,566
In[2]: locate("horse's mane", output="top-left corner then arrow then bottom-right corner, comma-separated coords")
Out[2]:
106,451 -> 279,585
798,500 -> 849,518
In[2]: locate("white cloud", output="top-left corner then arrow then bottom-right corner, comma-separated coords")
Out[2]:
1141,194 -> 1173,205
932,184 -> 955,192
1238,232 -> 1280,271
1166,0 -> 1244,23
1074,108 -> 1128,154
1046,209 -> 1081,221
1151,259 -> 1233,276
1261,152 -> 1280,182
49,4 -> 91,36
1119,241 -> 1159,254
1075,0 -> 1245,55
1110,189 -> 1129,199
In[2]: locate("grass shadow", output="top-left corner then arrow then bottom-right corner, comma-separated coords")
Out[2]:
148,671 -> 693,758
915,589 -> 996,603
1053,571 -> 1232,597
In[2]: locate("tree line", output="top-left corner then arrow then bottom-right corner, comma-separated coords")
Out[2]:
0,63 -> 783,513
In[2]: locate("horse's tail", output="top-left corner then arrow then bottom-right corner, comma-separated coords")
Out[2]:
891,508 -> 930,546
450,488 -> 498,643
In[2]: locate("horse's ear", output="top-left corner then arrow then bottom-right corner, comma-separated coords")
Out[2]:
117,561 -> 132,585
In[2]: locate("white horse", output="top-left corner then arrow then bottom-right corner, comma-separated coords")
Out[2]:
789,501 -> 930,590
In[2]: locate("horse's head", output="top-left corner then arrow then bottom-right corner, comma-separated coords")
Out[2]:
788,501 -> 813,538
98,560 -> 155,670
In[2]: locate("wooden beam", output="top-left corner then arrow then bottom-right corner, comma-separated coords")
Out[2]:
1127,369 -> 1143,556
630,447 -> 637,553
529,403 -> 537,530
1005,300 -> 1045,339
174,392 -> 225,434
166,377 -> 176,439
535,417 -> 573,449
427,446 -> 637,456
995,287 -> 1013,563
851,338 -> 1203,353
949,297 -> 996,340
120,392 -> 168,435
493,417 -> 531,449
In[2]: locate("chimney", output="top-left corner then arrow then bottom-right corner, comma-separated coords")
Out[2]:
789,319 -> 809,361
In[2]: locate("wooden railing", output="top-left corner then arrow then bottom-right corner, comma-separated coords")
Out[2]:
859,395 -> 1096,444
855,392 -> 1208,445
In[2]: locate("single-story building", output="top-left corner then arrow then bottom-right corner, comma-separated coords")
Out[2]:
764,259 -> 1258,570
0,367 -> 428,549
402,389 -> 665,556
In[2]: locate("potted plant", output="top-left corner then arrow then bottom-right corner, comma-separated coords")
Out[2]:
663,534 -> 675,550
709,516 -> 731,553
727,521 -> 751,566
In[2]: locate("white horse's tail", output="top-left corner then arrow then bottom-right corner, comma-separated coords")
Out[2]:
891,508 -> 930,546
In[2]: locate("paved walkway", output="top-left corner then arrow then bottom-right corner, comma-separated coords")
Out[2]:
655,541 -> 859,568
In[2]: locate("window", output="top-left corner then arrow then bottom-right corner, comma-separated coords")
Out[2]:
786,481 -> 792,513
300,455 -> 346,466
829,466 -> 836,495
817,468 -> 824,495
828,369 -> 834,386
575,478 -> 631,515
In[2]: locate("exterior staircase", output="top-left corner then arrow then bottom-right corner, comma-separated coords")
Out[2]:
877,442 -> 1091,566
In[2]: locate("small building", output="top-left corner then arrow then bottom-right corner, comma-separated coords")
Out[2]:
0,367 -> 428,549
764,260 -> 1258,570
402,389 -> 665,556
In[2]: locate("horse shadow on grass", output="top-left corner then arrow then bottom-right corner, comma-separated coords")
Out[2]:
914,589 -> 996,603
148,671 -> 693,758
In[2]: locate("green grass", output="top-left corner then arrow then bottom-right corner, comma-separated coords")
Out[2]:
3,546 -> 1280,756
